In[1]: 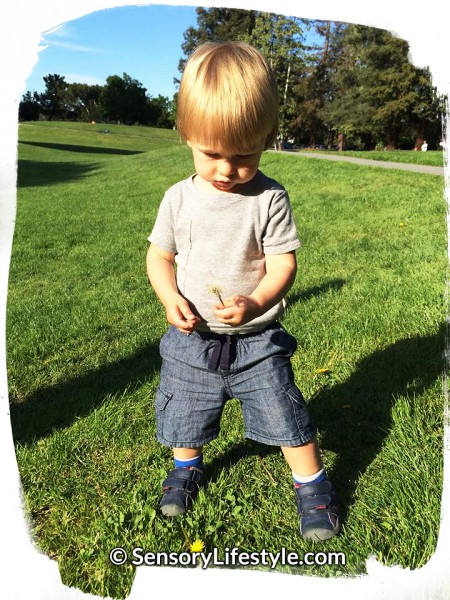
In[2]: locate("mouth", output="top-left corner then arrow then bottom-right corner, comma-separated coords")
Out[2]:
213,180 -> 236,191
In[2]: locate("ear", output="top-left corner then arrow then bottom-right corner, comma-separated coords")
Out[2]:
186,140 -> 193,148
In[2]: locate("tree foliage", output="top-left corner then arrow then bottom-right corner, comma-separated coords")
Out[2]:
177,7 -> 256,78
19,73 -> 176,128
177,10 -> 446,150
65,83 -> 103,122
244,13 -> 309,143
18,91 -> 41,121
101,73 -> 151,125
39,74 -> 68,121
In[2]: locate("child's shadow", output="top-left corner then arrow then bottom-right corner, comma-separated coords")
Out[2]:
307,325 -> 445,521
9,340 -> 161,445
207,324 -> 445,524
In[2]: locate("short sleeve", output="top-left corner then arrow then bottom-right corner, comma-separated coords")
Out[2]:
262,191 -> 301,255
147,192 -> 177,254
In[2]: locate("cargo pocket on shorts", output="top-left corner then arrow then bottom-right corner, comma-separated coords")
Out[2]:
284,383 -> 311,432
155,387 -> 173,439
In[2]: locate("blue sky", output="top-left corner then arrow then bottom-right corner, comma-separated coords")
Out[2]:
24,4 -> 324,101
25,4 -> 199,99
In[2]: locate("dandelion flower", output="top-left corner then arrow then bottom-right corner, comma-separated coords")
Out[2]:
208,285 -> 224,306
190,539 -> 205,553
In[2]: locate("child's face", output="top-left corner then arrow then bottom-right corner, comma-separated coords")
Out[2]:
187,140 -> 264,194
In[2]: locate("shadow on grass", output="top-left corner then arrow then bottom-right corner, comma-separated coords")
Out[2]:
17,159 -> 100,187
10,341 -> 162,445
207,438 -> 278,477
288,278 -> 346,305
308,325 -> 445,522
19,140 -> 145,155
206,323 -> 445,525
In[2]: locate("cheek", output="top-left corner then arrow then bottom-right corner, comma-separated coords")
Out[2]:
241,162 -> 258,175
197,159 -> 212,173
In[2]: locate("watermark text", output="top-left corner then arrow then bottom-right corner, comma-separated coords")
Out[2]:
109,546 -> 346,569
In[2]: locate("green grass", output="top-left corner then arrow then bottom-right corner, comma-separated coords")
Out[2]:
7,121 -> 447,598
298,147 -> 444,167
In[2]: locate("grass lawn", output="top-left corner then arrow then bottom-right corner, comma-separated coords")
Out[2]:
298,148 -> 445,167
7,121 -> 447,598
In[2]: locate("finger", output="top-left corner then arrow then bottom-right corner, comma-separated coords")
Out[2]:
178,327 -> 193,335
171,317 -> 196,333
178,302 -> 198,322
216,312 -> 236,325
212,303 -> 227,312
222,296 -> 238,308
167,308 -> 190,328
213,305 -> 233,319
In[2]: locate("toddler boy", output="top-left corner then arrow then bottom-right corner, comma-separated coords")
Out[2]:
147,41 -> 340,541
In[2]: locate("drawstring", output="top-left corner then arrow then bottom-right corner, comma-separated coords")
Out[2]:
197,323 -> 277,371
207,335 -> 233,370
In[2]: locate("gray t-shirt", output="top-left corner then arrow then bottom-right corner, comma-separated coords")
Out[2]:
148,170 -> 301,334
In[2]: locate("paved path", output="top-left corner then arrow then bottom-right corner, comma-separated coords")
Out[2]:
272,149 -> 445,176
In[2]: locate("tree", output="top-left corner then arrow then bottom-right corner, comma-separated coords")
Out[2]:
407,67 -> 446,150
245,12 -> 309,146
292,20 -> 346,147
18,91 -> 41,121
101,73 -> 149,125
148,95 -> 175,129
177,7 -> 257,79
318,24 -> 442,150
39,74 -> 68,120
177,8 -> 309,146
65,83 -> 103,122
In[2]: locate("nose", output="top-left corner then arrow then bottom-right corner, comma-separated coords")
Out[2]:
219,160 -> 235,177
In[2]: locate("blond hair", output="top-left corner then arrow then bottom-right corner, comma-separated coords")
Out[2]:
177,41 -> 279,153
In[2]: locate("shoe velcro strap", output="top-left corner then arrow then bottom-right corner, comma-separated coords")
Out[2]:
162,468 -> 203,494
296,480 -> 334,510
300,494 -> 333,511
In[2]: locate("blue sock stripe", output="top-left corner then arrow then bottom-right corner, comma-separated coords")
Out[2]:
293,469 -> 327,486
174,454 -> 204,469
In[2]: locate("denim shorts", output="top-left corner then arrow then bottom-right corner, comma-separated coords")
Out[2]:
155,323 -> 316,448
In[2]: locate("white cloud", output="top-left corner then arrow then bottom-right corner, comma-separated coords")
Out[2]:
41,22 -> 104,53
44,39 -> 105,53
43,23 -> 70,38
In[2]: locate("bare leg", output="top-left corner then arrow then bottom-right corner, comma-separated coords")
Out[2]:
173,447 -> 203,461
281,436 -> 323,476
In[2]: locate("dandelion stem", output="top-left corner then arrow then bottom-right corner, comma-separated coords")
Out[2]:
209,286 -> 224,306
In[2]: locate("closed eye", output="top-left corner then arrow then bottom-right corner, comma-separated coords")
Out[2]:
201,150 -> 258,160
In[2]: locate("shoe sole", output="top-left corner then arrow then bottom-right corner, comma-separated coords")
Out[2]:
302,520 -> 341,542
160,504 -> 186,517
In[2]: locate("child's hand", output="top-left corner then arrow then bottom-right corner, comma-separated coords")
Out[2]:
212,295 -> 261,326
165,295 -> 201,334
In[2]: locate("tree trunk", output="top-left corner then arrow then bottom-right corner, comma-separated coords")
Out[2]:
414,122 -> 426,150
283,62 -> 291,106
384,124 -> 399,150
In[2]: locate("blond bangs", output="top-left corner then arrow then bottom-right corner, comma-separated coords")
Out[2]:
177,42 -> 279,152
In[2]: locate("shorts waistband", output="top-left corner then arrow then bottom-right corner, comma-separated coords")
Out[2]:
195,322 -> 280,342
195,322 -> 280,371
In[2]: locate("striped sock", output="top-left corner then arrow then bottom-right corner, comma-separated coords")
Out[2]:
292,468 -> 326,488
174,454 -> 204,470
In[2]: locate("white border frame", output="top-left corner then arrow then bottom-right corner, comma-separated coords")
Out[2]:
1,2 -> 448,598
